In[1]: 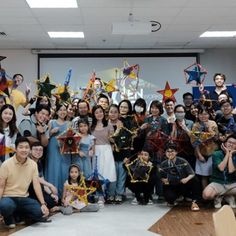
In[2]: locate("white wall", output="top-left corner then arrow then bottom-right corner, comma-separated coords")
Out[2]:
0,48 -> 235,121
0,49 -> 37,122
200,48 -> 236,85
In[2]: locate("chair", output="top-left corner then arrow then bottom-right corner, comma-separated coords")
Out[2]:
213,205 -> 236,236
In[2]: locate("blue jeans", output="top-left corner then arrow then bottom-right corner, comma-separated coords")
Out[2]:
115,161 -> 127,196
0,197 -> 43,225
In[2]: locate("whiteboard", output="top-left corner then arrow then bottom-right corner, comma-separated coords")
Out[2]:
39,54 -> 197,106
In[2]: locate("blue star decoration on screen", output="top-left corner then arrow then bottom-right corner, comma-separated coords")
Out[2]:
184,63 -> 207,85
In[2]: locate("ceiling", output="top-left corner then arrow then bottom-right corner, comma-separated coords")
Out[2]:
0,0 -> 236,50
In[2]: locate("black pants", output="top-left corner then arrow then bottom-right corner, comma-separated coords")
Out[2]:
129,182 -> 154,204
163,177 -> 201,204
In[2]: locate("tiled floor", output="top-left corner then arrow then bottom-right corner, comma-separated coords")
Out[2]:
10,200 -> 169,236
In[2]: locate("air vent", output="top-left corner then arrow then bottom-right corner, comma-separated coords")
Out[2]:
0,32 -> 7,37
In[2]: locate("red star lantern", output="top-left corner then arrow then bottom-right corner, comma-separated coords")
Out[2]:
57,128 -> 81,154
157,81 -> 179,103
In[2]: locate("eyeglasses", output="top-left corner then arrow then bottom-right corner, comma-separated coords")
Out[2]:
221,104 -> 232,108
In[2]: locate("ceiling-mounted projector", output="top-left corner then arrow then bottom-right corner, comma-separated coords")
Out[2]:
112,22 -> 152,35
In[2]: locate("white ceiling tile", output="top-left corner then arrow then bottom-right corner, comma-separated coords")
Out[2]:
0,0 -> 236,49
0,0 -> 28,8
0,17 -> 38,25
82,8 -> 130,24
186,0 -> 236,7
30,9 -> 81,17
0,7 -> 33,17
79,0 -> 132,8
132,7 -> 181,17
37,16 -> 83,25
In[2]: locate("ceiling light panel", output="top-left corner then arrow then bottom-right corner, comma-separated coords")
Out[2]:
26,0 -> 78,8
200,31 -> 236,37
48,32 -> 84,38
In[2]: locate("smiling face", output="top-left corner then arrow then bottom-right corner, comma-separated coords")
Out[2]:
31,145 -> 44,160
221,102 -> 233,116
108,106 -> 119,122
70,166 -> 80,181
165,148 -> 177,160
78,102 -> 89,116
138,151 -> 150,162
14,74 -> 24,87
164,101 -> 175,114
198,110 -> 209,122
214,75 -> 225,87
94,107 -> 104,121
1,108 -> 14,124
57,105 -> 67,120
16,141 -> 30,160
78,122 -> 89,135
98,97 -> 109,110
67,104 -> 75,118
35,109 -> 50,124
150,105 -> 160,117
225,137 -> 236,151
119,101 -> 129,116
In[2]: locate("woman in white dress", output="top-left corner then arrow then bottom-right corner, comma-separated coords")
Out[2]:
91,105 -> 116,204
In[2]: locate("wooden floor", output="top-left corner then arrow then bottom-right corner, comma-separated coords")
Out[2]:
149,205 -> 218,236
0,219 -> 26,236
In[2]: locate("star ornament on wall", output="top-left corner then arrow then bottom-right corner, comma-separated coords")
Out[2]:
184,63 -> 207,86
157,81 -> 179,103
36,75 -> 56,98
57,128 -> 81,154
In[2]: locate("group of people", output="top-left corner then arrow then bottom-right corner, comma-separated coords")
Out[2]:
0,73 -> 236,229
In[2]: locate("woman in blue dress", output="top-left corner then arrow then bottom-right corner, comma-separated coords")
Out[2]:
45,103 -> 70,198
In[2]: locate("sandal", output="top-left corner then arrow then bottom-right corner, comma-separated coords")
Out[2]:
191,201 -> 200,211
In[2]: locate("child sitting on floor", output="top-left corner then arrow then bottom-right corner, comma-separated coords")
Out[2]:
52,164 -> 99,215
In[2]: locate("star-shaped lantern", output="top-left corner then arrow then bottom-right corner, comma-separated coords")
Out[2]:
86,156 -> 109,197
146,130 -> 170,156
65,174 -> 96,206
0,56 -> 14,96
0,136 -> 15,158
53,69 -> 72,102
184,62 -> 207,85
125,157 -> 153,183
57,128 -> 81,154
36,75 -> 56,98
157,81 -> 179,103
111,126 -> 137,152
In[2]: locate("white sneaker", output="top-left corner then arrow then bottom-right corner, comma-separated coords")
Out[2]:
131,198 -> 138,205
147,200 -> 154,205
7,224 -> 16,229
224,196 -> 236,208
115,195 -> 122,203
214,196 -> 223,209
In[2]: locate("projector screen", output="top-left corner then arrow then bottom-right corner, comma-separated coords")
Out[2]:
39,53 -> 198,107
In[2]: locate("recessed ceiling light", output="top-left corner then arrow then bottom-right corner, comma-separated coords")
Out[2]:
48,32 -> 84,38
26,0 -> 78,8
200,31 -> 236,37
